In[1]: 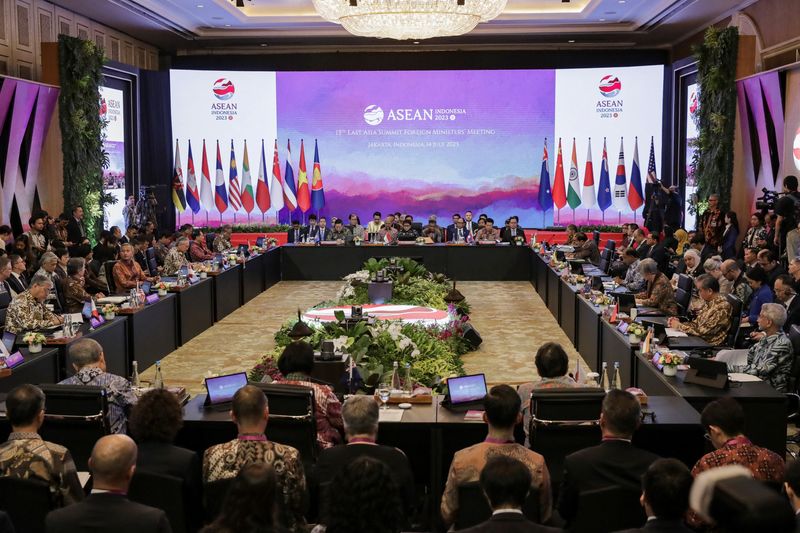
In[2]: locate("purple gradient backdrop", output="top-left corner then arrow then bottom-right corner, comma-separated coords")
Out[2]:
276,70 -> 554,226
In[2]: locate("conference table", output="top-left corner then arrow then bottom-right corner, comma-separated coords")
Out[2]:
531,251 -> 787,456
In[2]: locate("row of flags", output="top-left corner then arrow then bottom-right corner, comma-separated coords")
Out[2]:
172,138 -> 326,215
538,136 -> 658,213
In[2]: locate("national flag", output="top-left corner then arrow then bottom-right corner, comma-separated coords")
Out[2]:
297,139 -> 311,213
311,139 -> 325,211
214,140 -> 228,213
199,140 -> 214,212
597,138 -> 612,211
240,140 -> 255,213
574,359 -> 582,384
185,140 -> 201,214
567,138 -> 582,210
228,140 -> 241,212
256,139 -> 270,213
537,139 -> 553,211
582,138 -> 596,209
172,139 -> 187,213
551,138 -> 567,210
270,139 -> 285,212
628,137 -> 645,211
283,140 -> 298,211
647,136 -> 658,184
613,138 -> 627,212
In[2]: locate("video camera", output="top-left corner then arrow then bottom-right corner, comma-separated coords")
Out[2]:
755,188 -> 780,212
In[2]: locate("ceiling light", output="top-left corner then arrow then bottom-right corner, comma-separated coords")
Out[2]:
312,0 -> 508,40
599,18 -> 606,21
260,43 -> 268,47
568,39 -> 575,43
196,4 -> 204,7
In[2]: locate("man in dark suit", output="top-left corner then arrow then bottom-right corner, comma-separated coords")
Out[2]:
783,458 -> 800,531
287,220 -> 307,243
306,214 -> 320,240
445,213 -> 461,242
500,217 -> 526,245
316,217 -> 333,242
66,205 -> 90,254
463,210 -> 478,236
315,395 -> 415,515
45,434 -> 172,533
774,275 -> 800,333
557,389 -> 659,527
616,459 -> 693,533
6,255 -> 26,296
460,455 -> 563,533
645,233 -> 669,272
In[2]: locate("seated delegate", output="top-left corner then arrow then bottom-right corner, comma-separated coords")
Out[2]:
4,273 -> 63,334
668,274 -> 731,346
635,258 -> 678,316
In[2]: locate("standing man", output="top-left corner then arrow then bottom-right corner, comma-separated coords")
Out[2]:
446,213 -> 461,242
463,211 -> 477,236
66,205 -> 90,254
701,194 -> 724,252
306,214 -> 319,241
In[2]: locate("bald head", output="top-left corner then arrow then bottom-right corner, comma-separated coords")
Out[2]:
89,435 -> 137,490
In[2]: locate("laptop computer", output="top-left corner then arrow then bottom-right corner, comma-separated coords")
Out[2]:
203,372 -> 249,411
640,318 -> 713,350
140,281 -> 152,294
442,373 -> 488,412
2,331 -> 15,353
613,292 -> 663,317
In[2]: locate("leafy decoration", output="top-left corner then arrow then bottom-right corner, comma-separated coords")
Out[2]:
58,36 -> 110,243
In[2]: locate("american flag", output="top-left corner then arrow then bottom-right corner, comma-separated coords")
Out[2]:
228,139 -> 241,211
646,136 -> 658,184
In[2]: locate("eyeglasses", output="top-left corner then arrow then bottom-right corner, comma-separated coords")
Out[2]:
703,432 -> 711,441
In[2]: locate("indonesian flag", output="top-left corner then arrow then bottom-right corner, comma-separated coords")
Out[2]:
283,140 -> 298,211
551,138 -> 567,210
613,138 -> 628,212
199,140 -> 214,212
239,140 -> 255,213
185,140 -> 201,214
297,139 -> 311,213
628,137 -> 645,211
256,139 -> 270,213
172,139 -> 186,213
214,140 -> 228,213
567,138 -> 581,210
582,138 -> 596,208
270,139 -> 285,212
228,140 -> 241,212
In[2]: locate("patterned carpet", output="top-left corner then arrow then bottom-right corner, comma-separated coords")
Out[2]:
140,281 -> 588,394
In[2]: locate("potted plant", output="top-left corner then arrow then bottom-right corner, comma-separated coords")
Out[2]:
627,323 -> 646,344
102,304 -> 118,320
22,332 -> 45,353
155,282 -> 168,297
195,263 -> 209,279
657,351 -> 683,377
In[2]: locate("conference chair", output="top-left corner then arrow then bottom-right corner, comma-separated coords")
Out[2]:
603,239 -> 616,252
103,260 -> 118,294
785,325 -> 800,457
0,476 -> 52,533
571,486 -> 646,533
593,230 -> 600,246
203,477 -> 233,522
527,388 -> 605,494
454,482 -> 540,530
724,294 -> 743,348
675,287 -> 692,317
597,257 -> 610,275
36,384 -> 110,471
148,256 -> 158,277
129,471 -> 188,533
0,286 -> 12,326
677,273 -> 693,292
675,258 -> 687,276
205,233 -> 216,250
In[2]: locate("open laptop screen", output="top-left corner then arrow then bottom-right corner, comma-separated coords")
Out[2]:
2,331 -> 15,353
205,372 -> 248,405
448,374 -> 488,405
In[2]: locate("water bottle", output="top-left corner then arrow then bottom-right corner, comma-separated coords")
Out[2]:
613,362 -> 622,390
390,361 -> 401,392
601,362 -> 610,392
62,314 -> 71,337
131,361 -> 140,388
153,360 -> 164,389
403,362 -> 412,395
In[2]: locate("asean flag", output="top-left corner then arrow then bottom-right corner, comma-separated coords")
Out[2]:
214,140 -> 228,213
311,139 -> 325,211
628,137 -> 645,211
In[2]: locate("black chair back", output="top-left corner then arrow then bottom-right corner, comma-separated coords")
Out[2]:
0,476 -> 53,533
103,260 -> 118,294
145,247 -> 156,262
725,294 -> 743,347
249,382 -> 319,467
600,249 -> 613,261
675,259 -> 687,275
203,477 -> 233,522
37,384 -> 110,470
675,288 -> 691,317
129,471 -> 187,533
571,486 -> 646,532
205,233 -> 216,250
598,258 -> 609,274
677,273 -> 692,292
147,256 -> 158,277
788,325 -> 800,393
454,482 -> 540,530
593,230 -> 600,245
604,240 -> 616,253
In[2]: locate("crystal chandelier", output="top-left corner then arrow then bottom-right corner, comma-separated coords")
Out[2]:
311,0 -> 508,40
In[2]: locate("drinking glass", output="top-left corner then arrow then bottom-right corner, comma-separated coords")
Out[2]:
377,384 -> 391,410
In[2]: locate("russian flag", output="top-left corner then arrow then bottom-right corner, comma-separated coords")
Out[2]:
283,140 -> 298,211
214,140 -> 228,213
311,139 -> 325,211
185,140 -> 201,214
613,138 -> 627,212
628,137 -> 644,211
537,139 -> 553,211
597,138 -> 612,211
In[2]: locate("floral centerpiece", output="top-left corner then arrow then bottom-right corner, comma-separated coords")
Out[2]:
353,235 -> 363,246
101,304 -> 119,319
155,282 -> 169,296
592,293 -> 613,306
657,351 -> 683,377
267,237 -> 279,248
627,323 -> 646,344
514,236 -> 525,245
22,332 -> 46,353
194,262 -> 210,278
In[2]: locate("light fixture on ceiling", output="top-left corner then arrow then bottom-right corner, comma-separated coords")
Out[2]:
230,0 -> 250,7
312,0 -> 508,40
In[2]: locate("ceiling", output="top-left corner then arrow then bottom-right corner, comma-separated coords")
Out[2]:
50,0 -> 757,53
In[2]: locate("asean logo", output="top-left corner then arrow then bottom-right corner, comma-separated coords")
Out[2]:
599,75 -> 622,98
212,78 -> 235,100
363,105 -> 384,126
793,127 -> 800,171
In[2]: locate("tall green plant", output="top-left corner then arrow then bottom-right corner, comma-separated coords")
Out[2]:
58,35 -> 109,242
691,26 -> 739,213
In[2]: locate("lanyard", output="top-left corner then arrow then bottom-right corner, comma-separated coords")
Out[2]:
349,437 -> 377,445
238,434 -> 267,442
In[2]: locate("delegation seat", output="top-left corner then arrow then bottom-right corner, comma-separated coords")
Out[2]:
129,470 -> 188,533
571,486 -> 646,533
724,294 -> 743,348
103,260 -> 118,294
454,482 -> 540,530
0,476 -> 53,533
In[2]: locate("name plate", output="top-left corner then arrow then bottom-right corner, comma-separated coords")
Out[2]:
145,294 -> 160,305
90,315 -> 106,328
1,351 -> 24,368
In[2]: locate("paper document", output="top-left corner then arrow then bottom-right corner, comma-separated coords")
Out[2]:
665,328 -> 688,337
728,373 -> 763,383
96,296 -> 128,304
68,313 -> 84,323
378,409 -> 404,422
